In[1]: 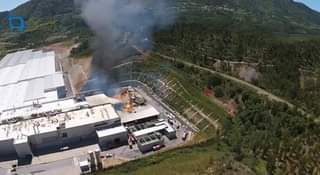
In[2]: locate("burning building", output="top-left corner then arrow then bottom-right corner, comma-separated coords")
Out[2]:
0,50 -> 128,159
0,92 -> 129,158
0,47 -> 177,161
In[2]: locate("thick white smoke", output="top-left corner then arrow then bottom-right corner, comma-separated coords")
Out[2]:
76,0 -> 175,68
76,0 -> 175,94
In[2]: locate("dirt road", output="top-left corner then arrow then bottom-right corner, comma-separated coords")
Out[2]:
154,53 -> 295,108
43,42 -> 92,95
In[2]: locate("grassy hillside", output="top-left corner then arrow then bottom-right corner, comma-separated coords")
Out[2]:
175,0 -> 320,34
0,0 -> 319,174
104,55 -> 320,175
11,0 -> 76,19
0,0 -> 89,54
0,0 -> 320,49
96,139 -> 255,175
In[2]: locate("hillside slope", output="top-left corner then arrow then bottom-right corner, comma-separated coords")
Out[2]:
175,0 -> 320,34
1,0 -> 320,35
0,0 -> 88,53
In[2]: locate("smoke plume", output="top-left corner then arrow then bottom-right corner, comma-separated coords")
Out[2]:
75,0 -> 175,69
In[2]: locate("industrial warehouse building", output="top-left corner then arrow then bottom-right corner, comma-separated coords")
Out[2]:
0,93 -> 128,158
0,49 -> 65,115
0,50 -> 128,158
0,49 -> 176,161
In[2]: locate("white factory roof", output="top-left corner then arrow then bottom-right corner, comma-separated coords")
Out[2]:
0,49 -> 33,68
0,50 -> 64,113
0,103 -> 120,143
133,124 -> 167,138
85,94 -> 122,106
0,94 -> 116,125
96,125 -> 127,138
0,98 -> 80,122
133,122 -> 175,138
119,105 -> 160,123
158,121 -> 175,133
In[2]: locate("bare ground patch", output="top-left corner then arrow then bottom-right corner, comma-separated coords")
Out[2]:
43,41 -> 92,95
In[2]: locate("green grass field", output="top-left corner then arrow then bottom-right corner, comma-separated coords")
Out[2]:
94,140 -> 253,175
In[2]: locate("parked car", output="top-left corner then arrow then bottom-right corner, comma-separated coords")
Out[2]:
152,144 -> 163,151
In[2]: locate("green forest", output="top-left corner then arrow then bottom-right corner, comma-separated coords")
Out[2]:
0,0 -> 320,174
154,23 -> 320,116
108,56 -> 320,174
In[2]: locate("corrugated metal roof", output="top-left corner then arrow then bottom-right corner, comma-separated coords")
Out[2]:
133,124 -> 167,137
20,53 -> 56,80
0,64 -> 25,86
8,82 -> 29,108
96,125 -> 127,138
85,94 -> 122,106
0,50 -> 56,86
6,50 -> 32,66
0,50 -> 33,68
24,78 -> 45,102
0,53 -> 14,68
44,72 -> 65,90
0,50 -> 65,111
0,67 -> 12,85
0,81 -> 29,111
16,50 -> 34,65
120,105 -> 160,123
42,91 -> 59,103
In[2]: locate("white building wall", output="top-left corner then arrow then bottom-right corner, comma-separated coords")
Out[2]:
59,124 -> 96,144
0,111 -> 122,156
28,124 -> 98,151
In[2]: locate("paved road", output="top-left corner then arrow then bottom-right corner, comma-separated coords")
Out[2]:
155,53 -> 317,118
130,45 -> 295,108
154,53 -> 295,108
